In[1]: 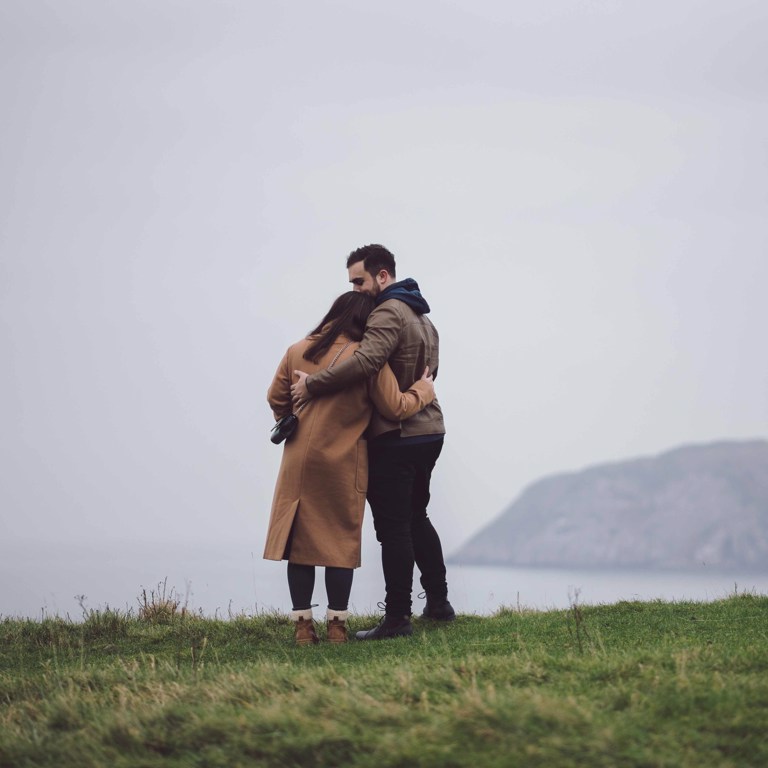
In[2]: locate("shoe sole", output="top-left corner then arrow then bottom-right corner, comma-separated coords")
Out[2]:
355,628 -> 413,640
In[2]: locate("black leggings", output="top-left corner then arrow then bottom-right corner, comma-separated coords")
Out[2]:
287,562 -> 353,612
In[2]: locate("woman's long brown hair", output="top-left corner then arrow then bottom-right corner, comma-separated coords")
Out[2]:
303,291 -> 375,363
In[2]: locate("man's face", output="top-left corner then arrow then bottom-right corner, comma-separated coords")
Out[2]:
348,261 -> 380,296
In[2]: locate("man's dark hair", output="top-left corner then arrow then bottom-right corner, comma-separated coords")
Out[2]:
303,291 -> 376,363
346,244 -> 397,279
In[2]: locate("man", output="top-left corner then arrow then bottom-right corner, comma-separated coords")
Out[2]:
291,244 -> 455,639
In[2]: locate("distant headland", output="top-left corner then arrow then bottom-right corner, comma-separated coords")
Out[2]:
449,439 -> 768,571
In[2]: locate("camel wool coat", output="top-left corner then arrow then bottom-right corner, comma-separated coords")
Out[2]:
264,333 -> 434,568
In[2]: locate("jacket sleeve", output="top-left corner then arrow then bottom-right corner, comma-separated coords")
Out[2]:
267,350 -> 293,420
368,363 -> 434,421
306,301 -> 402,395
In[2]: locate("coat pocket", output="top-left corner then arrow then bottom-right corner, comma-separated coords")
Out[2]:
354,439 -> 369,493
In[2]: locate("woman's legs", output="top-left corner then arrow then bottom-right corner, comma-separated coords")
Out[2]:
287,563 -> 319,645
287,563 -> 353,610
287,562 -> 315,610
287,562 -> 353,643
325,566 -> 353,644
325,567 -> 353,611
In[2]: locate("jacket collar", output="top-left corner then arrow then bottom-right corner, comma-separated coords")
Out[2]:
376,278 -> 430,314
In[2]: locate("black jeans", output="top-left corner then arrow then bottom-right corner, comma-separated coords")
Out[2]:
366,436 -> 447,617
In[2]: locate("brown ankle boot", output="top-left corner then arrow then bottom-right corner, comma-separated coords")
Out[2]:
292,610 -> 319,646
326,609 -> 349,644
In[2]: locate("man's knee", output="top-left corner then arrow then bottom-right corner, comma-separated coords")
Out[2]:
373,517 -> 412,546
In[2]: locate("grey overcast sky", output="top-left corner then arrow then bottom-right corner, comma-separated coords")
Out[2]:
1,0 -> 767,560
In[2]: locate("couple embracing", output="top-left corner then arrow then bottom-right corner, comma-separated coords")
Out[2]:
264,244 -> 454,644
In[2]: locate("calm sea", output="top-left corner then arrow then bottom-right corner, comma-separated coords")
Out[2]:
2,542 -> 766,619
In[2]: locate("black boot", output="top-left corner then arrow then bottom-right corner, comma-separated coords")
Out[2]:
422,596 -> 456,621
355,614 -> 413,640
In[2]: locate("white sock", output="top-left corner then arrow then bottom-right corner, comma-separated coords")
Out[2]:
291,608 -> 313,622
326,609 -> 350,622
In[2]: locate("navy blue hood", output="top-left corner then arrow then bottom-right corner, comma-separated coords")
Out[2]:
376,278 -> 430,315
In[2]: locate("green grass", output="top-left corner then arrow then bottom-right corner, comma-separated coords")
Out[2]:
1,593 -> 767,767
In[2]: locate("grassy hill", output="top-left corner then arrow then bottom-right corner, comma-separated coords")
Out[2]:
1,593 -> 767,767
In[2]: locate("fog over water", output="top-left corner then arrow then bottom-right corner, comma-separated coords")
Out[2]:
3,541 -> 767,620
1,1 -> 767,618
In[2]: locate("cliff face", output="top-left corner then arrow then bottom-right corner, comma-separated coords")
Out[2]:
449,440 -> 768,570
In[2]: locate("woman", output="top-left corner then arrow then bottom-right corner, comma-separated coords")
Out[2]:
265,292 -> 435,645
